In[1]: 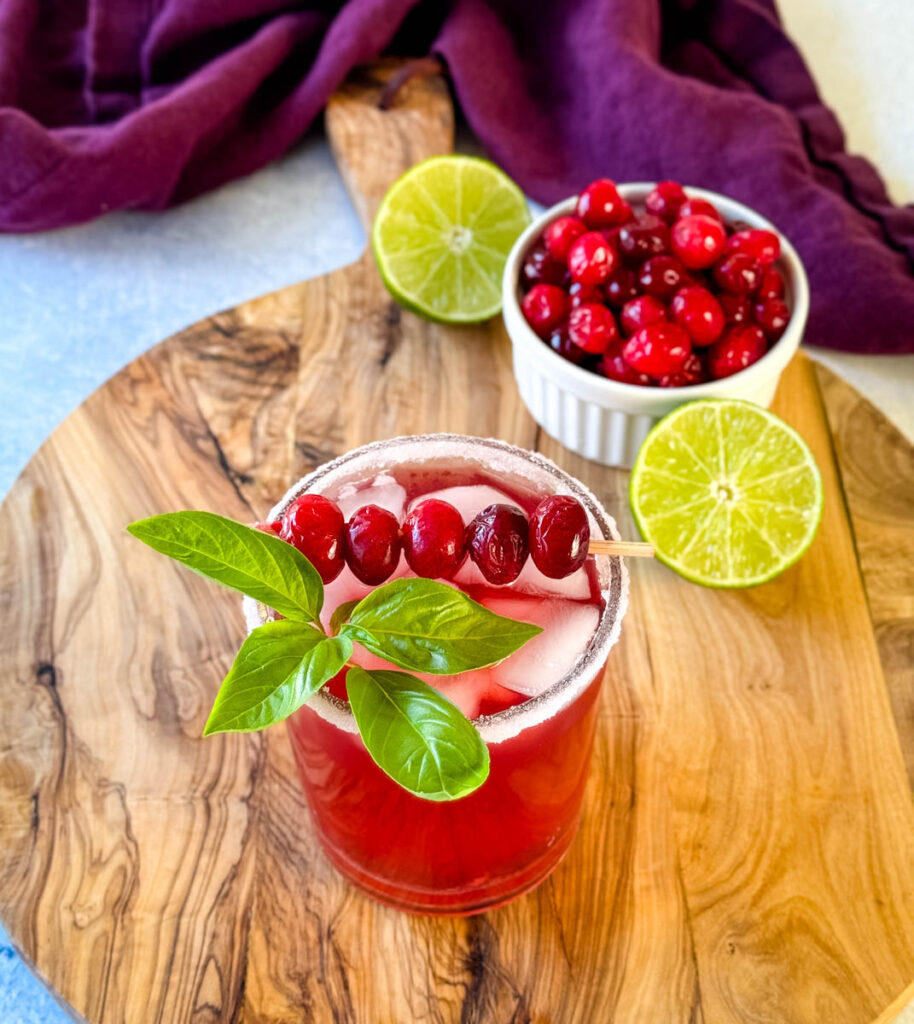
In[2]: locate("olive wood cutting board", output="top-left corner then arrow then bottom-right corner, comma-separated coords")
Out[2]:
1,59 -> 913,1024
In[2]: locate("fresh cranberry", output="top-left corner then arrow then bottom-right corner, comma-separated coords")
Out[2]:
343,505 -> 401,585
255,520 -> 282,535
547,325 -> 588,365
726,228 -> 780,265
600,343 -> 654,386
567,231 -> 617,284
600,226 -> 623,247
615,201 -> 634,225
718,293 -> 752,324
402,499 -> 466,579
567,281 -> 604,308
677,198 -> 723,223
603,267 -> 639,308
567,303 -> 618,354
544,215 -> 588,262
521,283 -> 570,338
670,285 -> 725,346
756,266 -> 785,301
620,295 -> 667,336
707,325 -> 768,379
754,298 -> 790,340
529,495 -> 590,579
638,255 -> 690,300
575,178 -> 628,229
623,322 -> 692,377
671,214 -> 727,270
521,244 -> 566,288
617,215 -> 671,266
712,252 -> 762,294
658,352 -> 706,387
280,494 -> 345,583
466,504 -> 529,585
645,180 -> 687,224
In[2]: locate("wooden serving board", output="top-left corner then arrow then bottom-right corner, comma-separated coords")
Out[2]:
2,60 -> 914,1024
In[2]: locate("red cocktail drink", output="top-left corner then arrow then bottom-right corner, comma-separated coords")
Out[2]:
245,436 -> 627,914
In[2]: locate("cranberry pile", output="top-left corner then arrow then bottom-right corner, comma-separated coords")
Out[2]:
258,492 -> 591,585
520,179 -> 790,386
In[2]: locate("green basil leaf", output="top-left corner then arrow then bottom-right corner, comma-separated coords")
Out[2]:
346,666 -> 489,801
329,599 -> 360,637
128,511 -> 323,622
342,577 -> 542,674
203,620 -> 351,734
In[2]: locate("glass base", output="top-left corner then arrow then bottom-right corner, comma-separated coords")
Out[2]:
315,819 -> 580,917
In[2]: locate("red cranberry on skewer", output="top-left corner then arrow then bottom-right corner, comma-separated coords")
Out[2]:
281,494 -> 346,583
466,504 -> 530,585
402,500 -> 466,579
529,495 -> 591,579
344,505 -> 402,585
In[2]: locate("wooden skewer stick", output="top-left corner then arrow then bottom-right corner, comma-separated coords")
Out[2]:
587,539 -> 655,558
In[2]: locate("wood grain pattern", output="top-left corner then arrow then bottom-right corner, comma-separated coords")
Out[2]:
1,59 -> 913,1023
815,362 -> 914,788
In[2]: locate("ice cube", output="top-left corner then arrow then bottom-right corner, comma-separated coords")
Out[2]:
319,555 -> 410,630
483,594 -> 600,697
411,485 -> 593,599
347,643 -> 495,719
510,559 -> 592,600
336,473 -> 407,521
409,484 -> 517,525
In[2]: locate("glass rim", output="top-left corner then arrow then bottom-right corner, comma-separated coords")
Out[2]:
244,433 -> 629,745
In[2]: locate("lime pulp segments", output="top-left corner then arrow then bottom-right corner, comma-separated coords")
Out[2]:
372,156 -> 531,324
630,399 -> 823,588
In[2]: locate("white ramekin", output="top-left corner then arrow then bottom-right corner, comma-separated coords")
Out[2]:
502,184 -> 810,468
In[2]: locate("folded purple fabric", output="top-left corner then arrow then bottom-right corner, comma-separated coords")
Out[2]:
1,0 -> 912,353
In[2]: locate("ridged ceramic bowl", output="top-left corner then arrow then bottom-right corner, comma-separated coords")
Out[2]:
502,183 -> 810,468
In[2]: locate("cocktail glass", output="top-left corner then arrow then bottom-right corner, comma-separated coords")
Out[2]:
244,435 -> 628,915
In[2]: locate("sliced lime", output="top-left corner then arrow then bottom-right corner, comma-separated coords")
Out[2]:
372,155 -> 530,324
630,399 -> 823,588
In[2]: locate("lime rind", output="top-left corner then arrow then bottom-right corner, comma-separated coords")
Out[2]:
630,398 -> 824,588
372,155 -> 531,324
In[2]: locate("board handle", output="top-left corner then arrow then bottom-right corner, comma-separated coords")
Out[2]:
324,57 -> 455,234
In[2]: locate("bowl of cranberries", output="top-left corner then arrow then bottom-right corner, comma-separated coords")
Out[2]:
502,179 -> 809,467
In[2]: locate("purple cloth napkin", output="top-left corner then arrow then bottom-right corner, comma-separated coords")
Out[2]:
1,0 -> 912,353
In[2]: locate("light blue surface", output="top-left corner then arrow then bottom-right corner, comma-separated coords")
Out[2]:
0,135 -> 365,1023
0,135 -> 365,498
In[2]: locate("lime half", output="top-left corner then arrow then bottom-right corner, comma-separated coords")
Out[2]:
630,399 -> 823,588
372,156 -> 530,323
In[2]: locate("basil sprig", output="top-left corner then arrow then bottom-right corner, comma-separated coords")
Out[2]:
203,621 -> 351,734
347,668 -> 490,801
128,510 -> 542,800
128,511 -> 323,621
340,577 -> 541,674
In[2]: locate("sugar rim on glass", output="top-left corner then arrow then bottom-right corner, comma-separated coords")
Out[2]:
243,434 -> 629,745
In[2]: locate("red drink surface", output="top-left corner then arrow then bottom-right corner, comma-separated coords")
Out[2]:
278,441 -> 621,915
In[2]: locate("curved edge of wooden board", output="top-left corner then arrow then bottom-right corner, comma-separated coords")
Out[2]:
1,931 -> 87,1023
814,358 -> 914,788
870,977 -> 914,1024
